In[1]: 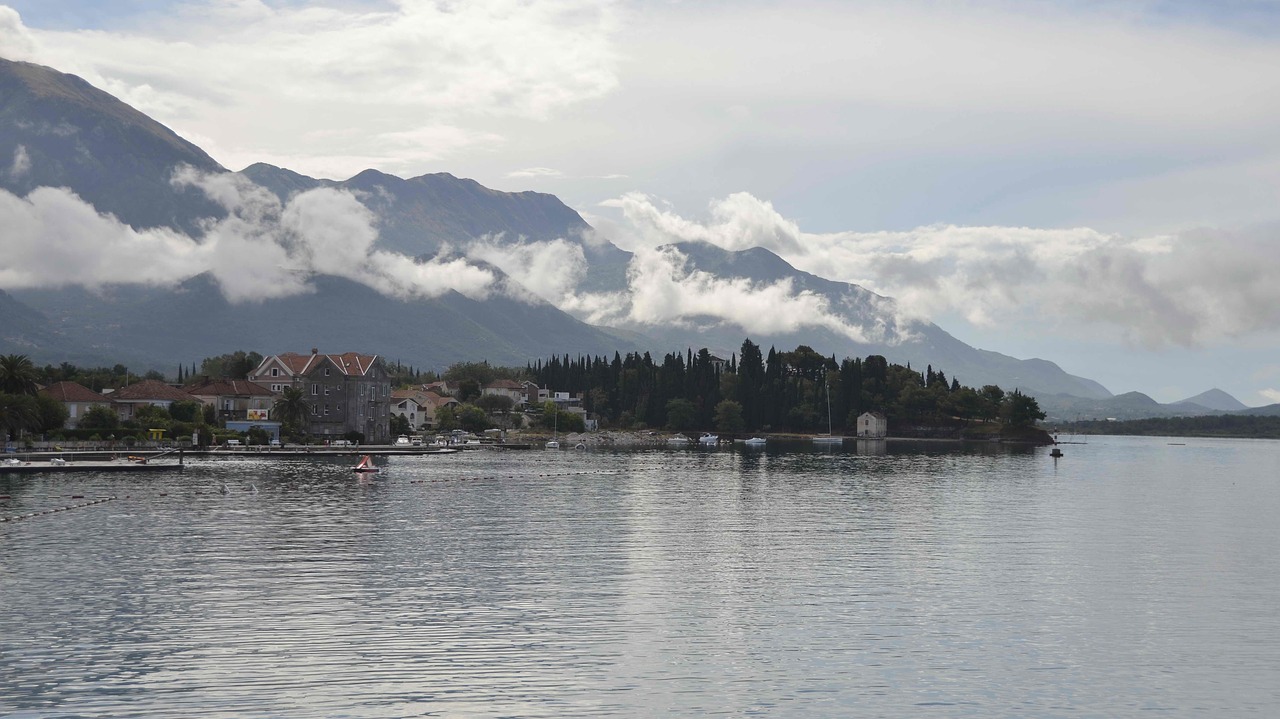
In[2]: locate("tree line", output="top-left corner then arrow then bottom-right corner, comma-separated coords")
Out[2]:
526,339 -> 1044,433
1060,414 -> 1280,439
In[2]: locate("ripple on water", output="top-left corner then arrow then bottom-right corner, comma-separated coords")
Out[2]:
3,438 -> 1280,717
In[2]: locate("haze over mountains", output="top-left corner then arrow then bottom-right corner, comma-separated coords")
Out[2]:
1,56 -> 1267,418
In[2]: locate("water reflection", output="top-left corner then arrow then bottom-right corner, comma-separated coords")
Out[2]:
3,437 -> 1279,717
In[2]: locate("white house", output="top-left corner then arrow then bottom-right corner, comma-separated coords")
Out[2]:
857,411 -> 888,438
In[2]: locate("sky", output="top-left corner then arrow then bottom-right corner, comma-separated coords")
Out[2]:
3,0 -> 1280,405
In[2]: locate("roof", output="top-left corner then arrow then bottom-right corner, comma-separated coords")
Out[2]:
329,352 -> 379,376
110,380 -> 197,403
391,389 -> 433,406
261,351 -> 381,377
421,393 -> 459,409
39,381 -> 105,403
186,379 -> 276,397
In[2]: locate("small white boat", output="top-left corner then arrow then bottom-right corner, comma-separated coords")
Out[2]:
352,455 -> 379,473
812,435 -> 843,444
743,437 -> 767,446
699,433 -> 719,445
545,440 -> 560,449
667,434 -> 691,445
574,442 -> 587,450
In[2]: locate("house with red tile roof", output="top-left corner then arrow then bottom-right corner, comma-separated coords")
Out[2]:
104,380 -> 198,422
186,378 -> 276,422
248,349 -> 392,442
419,391 -> 461,430
420,380 -> 460,398
391,389 -> 434,431
39,381 -> 108,429
482,379 -> 526,406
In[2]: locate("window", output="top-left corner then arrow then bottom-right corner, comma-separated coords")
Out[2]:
324,404 -> 330,416
324,387 -> 330,396
324,368 -> 330,377
311,405 -> 317,415
311,384 -> 318,395
337,404 -> 342,412
271,368 -> 279,377
272,384 -> 282,392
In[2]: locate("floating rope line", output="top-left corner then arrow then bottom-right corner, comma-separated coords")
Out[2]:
0,496 -> 117,523
405,470 -> 623,484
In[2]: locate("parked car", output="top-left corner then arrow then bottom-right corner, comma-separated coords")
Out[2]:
394,435 -> 411,446
269,439 -> 282,447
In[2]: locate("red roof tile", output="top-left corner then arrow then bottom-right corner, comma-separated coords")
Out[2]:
109,380 -> 197,402
187,379 -> 276,397
263,351 -> 380,377
39,381 -> 105,403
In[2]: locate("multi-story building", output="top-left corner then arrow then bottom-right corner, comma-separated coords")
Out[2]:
186,378 -> 276,423
249,350 -> 392,442
390,389 -> 433,431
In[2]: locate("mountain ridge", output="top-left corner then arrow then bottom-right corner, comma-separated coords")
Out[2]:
4,54 -> 1210,411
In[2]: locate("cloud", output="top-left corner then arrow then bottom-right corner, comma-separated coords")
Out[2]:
0,5 -> 37,59
0,185 -> 213,291
506,167 -> 564,179
614,246 -> 885,342
601,191 -> 1280,349
466,237 -> 587,305
5,1 -> 620,178
1260,388 -> 1280,404
0,168 -> 497,302
6,144 -> 30,179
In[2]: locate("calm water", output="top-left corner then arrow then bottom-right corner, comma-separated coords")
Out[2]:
3,436 -> 1280,717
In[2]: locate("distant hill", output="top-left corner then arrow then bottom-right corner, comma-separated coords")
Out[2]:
1038,387 -> 1267,423
1236,403 -> 1280,417
1174,388 -> 1247,412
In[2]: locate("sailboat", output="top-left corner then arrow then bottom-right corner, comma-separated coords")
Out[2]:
545,409 -> 560,449
352,455 -> 379,473
812,374 -> 843,445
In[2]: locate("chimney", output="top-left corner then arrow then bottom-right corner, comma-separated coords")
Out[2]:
311,347 -> 318,355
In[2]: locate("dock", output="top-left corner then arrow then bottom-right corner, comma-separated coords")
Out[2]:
1,459 -> 184,474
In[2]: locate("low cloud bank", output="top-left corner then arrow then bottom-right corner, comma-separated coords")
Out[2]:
0,167 -> 496,302
602,192 -> 1280,348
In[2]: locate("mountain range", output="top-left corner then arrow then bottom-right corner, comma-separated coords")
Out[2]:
1,56 -> 1267,418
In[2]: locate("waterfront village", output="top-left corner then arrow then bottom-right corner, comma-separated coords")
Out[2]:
3,343 -> 1053,453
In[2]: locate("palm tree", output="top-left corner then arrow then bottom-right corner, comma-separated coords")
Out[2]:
0,393 -> 39,441
273,386 -> 311,438
0,354 -> 39,396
